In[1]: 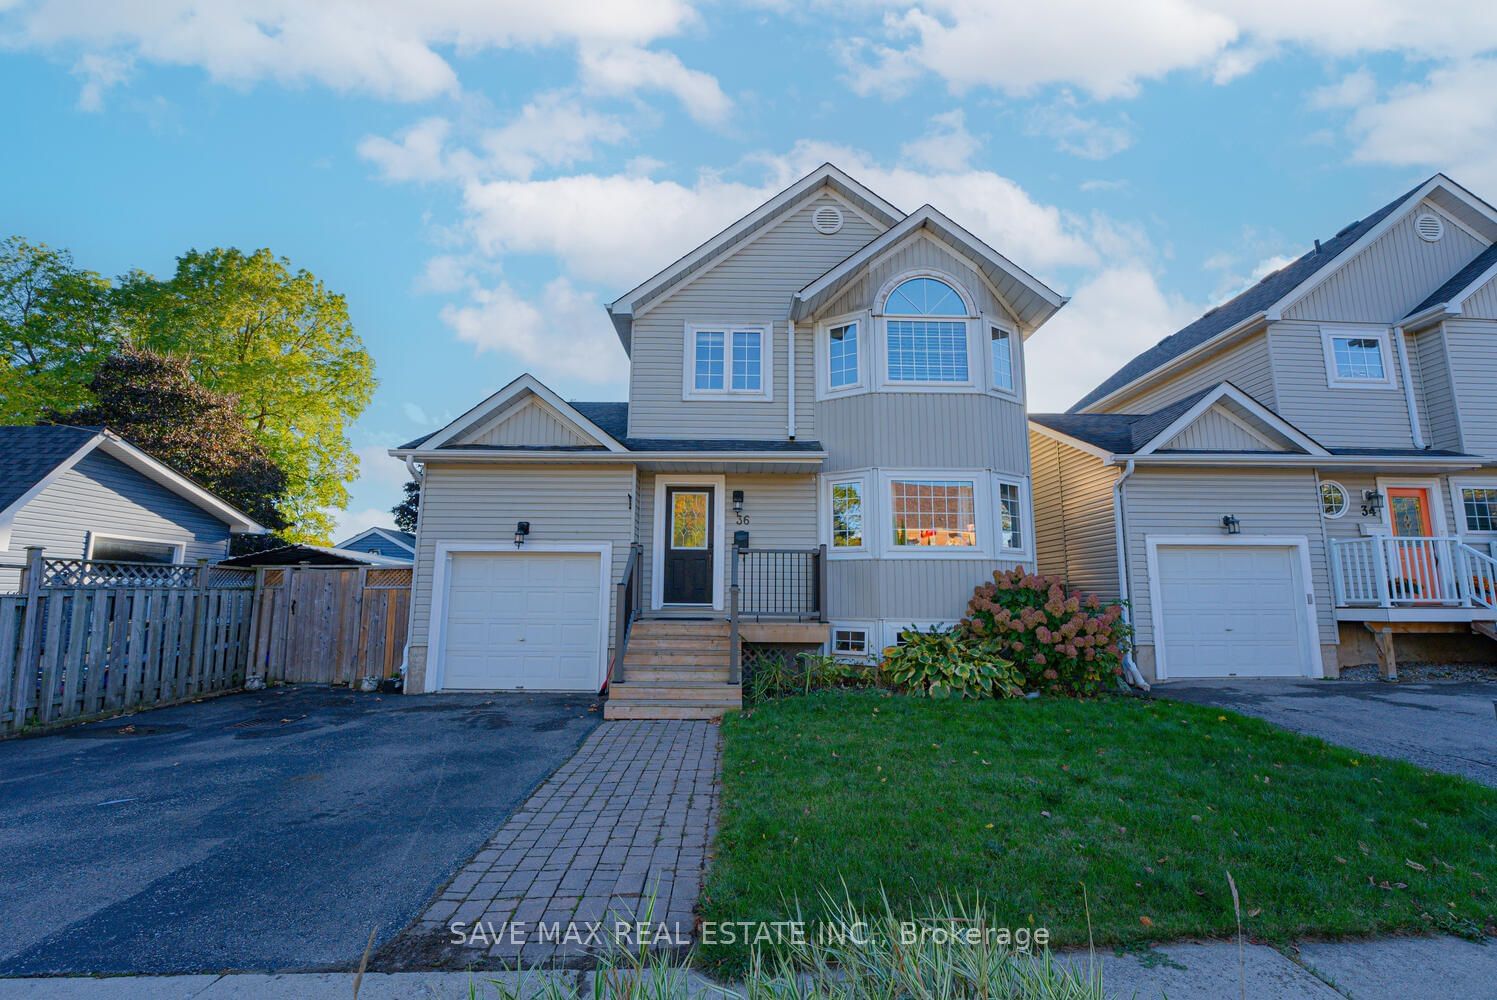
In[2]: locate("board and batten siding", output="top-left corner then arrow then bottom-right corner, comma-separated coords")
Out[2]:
1441,319 -> 1497,458
634,472 -> 817,611
1283,205 -> 1487,323
405,463 -> 636,688
1267,320 -> 1416,449
1412,326 -> 1463,452
1462,273 -> 1497,319
816,393 -> 1030,474
1102,333 -> 1275,415
1121,468 -> 1337,648
827,560 -> 1024,623
1,450 -> 232,589
820,231 -> 1020,327
463,399 -> 593,448
1159,407 -> 1284,452
1028,431 -> 1121,600
626,197 -> 883,441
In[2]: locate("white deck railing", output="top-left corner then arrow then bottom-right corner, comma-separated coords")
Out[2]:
1330,535 -> 1497,610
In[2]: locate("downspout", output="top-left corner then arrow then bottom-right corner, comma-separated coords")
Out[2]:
397,456 -> 426,683
787,320 -> 797,439
1112,458 -> 1149,690
1393,325 -> 1425,450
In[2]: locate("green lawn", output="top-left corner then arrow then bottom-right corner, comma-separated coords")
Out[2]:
699,691 -> 1496,969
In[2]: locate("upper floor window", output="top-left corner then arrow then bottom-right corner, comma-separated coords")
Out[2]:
1320,326 -> 1394,389
683,322 -> 773,401
884,277 -> 970,384
828,321 -> 860,389
990,324 -> 1016,394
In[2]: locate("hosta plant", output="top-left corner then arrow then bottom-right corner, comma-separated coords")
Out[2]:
880,625 -> 1023,700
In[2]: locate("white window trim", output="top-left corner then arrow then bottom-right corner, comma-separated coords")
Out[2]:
815,310 -> 871,399
1374,476 -> 1449,537
650,475 -> 727,610
1449,477 -> 1497,537
821,472 -> 871,558
85,532 -> 188,563
993,473 -> 1034,560
875,270 -> 981,393
682,322 -> 775,402
1319,479 -> 1350,519
983,315 -> 1024,401
1319,325 -> 1397,390
879,469 -> 989,560
828,621 -> 877,660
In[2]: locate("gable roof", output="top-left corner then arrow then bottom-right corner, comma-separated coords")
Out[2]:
792,205 -> 1068,332
336,526 -> 416,554
1406,241 -> 1497,319
605,164 -> 904,350
0,424 -> 266,535
413,374 -> 627,453
1033,383 -> 1328,457
1070,174 -> 1497,413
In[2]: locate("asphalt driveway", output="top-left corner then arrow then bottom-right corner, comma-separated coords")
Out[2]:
1157,679 -> 1496,787
0,685 -> 600,975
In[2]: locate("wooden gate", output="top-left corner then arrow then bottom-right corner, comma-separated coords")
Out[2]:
248,566 -> 411,685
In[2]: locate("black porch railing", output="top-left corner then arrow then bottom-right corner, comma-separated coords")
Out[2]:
611,543 -> 643,685
728,545 -> 827,683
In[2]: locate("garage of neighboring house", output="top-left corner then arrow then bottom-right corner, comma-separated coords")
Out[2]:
432,546 -> 611,692
1147,538 -> 1320,680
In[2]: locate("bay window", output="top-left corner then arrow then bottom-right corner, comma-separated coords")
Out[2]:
883,277 -> 970,384
889,478 -> 977,548
831,479 -> 865,550
823,469 -> 1031,560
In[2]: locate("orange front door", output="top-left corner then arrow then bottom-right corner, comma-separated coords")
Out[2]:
1387,487 -> 1438,600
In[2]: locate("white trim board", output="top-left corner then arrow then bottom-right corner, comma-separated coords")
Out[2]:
1143,535 -> 1325,681
650,475 -> 727,611
84,532 -> 190,562
1375,476 -> 1450,537
424,542 -> 613,694
420,374 -> 626,453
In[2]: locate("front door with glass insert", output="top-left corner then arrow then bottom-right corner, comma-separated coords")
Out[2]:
664,486 -> 713,605
1387,486 -> 1440,602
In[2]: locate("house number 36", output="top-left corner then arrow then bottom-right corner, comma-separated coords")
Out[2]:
735,512 -> 750,525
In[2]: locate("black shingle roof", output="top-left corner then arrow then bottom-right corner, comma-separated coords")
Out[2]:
570,401 -> 628,441
1031,386 -> 1218,454
0,425 -> 101,513
1406,242 -> 1497,318
1069,179 -> 1429,413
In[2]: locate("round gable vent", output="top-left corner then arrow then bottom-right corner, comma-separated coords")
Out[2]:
812,204 -> 844,235
1415,212 -> 1445,243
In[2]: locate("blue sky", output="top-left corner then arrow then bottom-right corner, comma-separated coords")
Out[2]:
3,1 -> 1495,538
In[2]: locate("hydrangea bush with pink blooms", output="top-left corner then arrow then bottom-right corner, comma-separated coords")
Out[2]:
962,567 -> 1131,697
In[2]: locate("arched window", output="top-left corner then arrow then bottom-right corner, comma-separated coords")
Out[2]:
882,276 -> 971,383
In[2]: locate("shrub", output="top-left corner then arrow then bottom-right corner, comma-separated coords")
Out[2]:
880,625 -> 1023,700
744,647 -> 875,704
963,567 -> 1130,697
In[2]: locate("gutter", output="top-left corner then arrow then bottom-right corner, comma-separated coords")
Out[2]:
787,320 -> 797,439
1112,459 -> 1149,690
387,449 -> 829,464
1392,325 -> 1426,450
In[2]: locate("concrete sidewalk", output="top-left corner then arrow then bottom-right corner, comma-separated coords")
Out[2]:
0,936 -> 1491,999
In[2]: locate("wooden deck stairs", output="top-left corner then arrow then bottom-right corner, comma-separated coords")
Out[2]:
604,619 -> 741,720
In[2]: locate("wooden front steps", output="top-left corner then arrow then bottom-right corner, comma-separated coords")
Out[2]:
604,618 -> 740,720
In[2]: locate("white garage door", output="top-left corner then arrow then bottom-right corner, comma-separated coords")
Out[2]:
439,551 -> 603,691
1154,544 -> 1312,679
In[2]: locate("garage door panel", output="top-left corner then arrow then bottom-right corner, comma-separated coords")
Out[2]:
1155,544 -> 1310,679
440,551 -> 604,692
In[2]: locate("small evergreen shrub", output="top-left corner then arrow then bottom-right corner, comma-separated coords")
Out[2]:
963,567 -> 1130,697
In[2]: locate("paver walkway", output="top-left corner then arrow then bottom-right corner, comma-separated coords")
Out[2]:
408,720 -> 721,965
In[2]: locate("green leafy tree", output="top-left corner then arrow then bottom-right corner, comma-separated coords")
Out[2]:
55,349 -> 290,533
392,477 -> 421,534
0,236 -> 116,423
116,248 -> 376,542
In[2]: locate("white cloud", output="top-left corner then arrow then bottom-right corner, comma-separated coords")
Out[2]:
71,51 -> 132,110
441,276 -> 630,385
1308,68 -> 1376,110
1025,266 -> 1202,412
4,0 -> 707,105
1343,58 -> 1497,191
897,109 -> 979,172
578,44 -> 733,125
1025,96 -> 1133,160
357,117 -> 456,182
1080,178 -> 1129,193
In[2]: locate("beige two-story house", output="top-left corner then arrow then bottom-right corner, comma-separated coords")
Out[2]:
1030,174 -> 1497,682
392,164 -> 1066,715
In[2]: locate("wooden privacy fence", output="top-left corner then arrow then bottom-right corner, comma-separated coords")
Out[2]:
0,549 -> 256,736
247,565 -> 411,685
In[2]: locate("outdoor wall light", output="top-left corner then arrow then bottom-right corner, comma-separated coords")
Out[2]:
1221,514 -> 1241,535
514,521 -> 531,548
1361,489 -> 1384,518
732,490 -> 745,515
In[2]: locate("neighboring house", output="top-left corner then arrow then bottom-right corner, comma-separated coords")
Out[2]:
391,163 -> 1066,714
218,543 -> 412,568
335,527 -> 415,563
0,425 -> 266,590
1030,174 -> 1497,682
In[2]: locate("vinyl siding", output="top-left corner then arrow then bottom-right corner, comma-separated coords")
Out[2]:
1159,407 -> 1284,452
626,197 -> 882,440
1442,319 -> 1497,458
1,451 -> 233,590
407,464 -> 636,651
1412,326 -> 1462,451
820,231 -> 1018,325
1122,468 -> 1336,646
816,393 -> 1029,474
463,399 -> 593,447
1284,205 -> 1487,322
1029,431 -> 1120,599
1103,333 -> 1275,414
1267,320 -> 1416,448
635,472 -> 817,610
1463,273 -> 1497,318
827,560 -> 1022,622
344,535 -> 414,558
